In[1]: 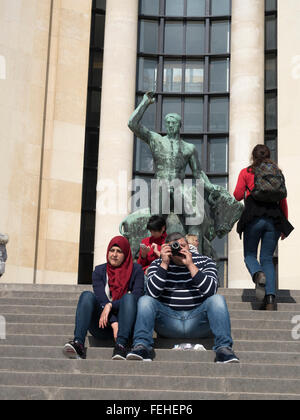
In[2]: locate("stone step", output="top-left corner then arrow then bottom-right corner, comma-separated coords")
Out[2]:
1,289 -> 299,302
4,323 -> 298,342
1,313 -> 298,329
0,385 -> 299,400
1,283 -> 299,297
1,305 -> 298,321
1,297 -> 300,312
1,371 -> 300,395
1,357 -> 300,379
2,335 -> 300,353
1,345 -> 300,365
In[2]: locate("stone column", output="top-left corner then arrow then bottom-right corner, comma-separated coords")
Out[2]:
228,0 -> 265,288
277,0 -> 300,290
94,0 -> 139,265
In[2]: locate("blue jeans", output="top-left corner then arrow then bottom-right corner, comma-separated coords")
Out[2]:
243,217 -> 281,296
74,291 -> 138,347
132,294 -> 233,352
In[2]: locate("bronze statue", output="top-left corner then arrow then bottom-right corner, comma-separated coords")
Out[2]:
121,91 -> 243,260
0,234 -> 8,278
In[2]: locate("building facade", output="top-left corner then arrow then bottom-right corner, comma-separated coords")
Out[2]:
0,0 -> 299,290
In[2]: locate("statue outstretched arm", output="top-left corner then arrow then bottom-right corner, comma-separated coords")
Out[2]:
128,91 -> 156,144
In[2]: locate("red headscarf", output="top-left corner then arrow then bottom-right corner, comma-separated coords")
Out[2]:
106,236 -> 133,301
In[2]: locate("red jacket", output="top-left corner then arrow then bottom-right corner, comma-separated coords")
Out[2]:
137,232 -> 167,273
233,167 -> 288,219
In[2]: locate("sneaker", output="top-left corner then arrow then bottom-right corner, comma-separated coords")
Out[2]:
215,347 -> 240,364
63,340 -> 86,360
126,344 -> 153,362
112,343 -> 127,360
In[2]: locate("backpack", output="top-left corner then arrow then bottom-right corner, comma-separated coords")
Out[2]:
249,162 -> 287,203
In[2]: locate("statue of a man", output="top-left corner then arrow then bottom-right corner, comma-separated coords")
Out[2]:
129,91 -> 219,192
128,91 -> 220,227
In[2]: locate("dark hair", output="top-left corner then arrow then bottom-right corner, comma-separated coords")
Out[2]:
165,232 -> 185,243
146,215 -> 166,232
248,144 -> 277,172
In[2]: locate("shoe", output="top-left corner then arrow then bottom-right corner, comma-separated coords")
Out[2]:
253,271 -> 266,302
265,294 -> 276,311
63,340 -> 86,359
215,347 -> 240,364
126,344 -> 153,362
112,343 -> 127,360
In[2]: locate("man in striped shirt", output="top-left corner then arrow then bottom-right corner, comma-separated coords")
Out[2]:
127,233 -> 239,363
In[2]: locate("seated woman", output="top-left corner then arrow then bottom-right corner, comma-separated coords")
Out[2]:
63,236 -> 144,360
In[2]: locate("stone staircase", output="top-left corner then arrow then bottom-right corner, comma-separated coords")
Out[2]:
0,283 -> 300,400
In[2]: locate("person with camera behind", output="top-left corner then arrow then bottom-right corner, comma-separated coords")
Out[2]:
126,232 -> 239,363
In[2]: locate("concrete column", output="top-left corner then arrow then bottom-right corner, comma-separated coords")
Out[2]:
228,0 -> 265,288
94,0 -> 139,265
277,0 -> 300,290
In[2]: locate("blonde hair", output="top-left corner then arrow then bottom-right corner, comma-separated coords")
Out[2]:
185,234 -> 199,247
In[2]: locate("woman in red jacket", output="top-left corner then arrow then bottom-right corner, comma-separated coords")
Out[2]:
234,145 -> 293,310
137,215 -> 167,274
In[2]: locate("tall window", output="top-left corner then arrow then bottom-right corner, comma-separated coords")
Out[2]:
78,0 -> 106,284
135,0 -> 231,286
265,0 -> 277,161
265,0 -> 278,283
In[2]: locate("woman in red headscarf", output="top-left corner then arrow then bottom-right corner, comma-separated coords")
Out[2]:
63,236 -> 144,360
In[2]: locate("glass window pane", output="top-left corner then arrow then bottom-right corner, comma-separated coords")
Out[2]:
163,60 -> 183,92
211,0 -> 231,16
95,0 -> 106,9
265,92 -> 277,130
265,136 -> 277,162
185,139 -> 203,174
265,0 -> 277,12
93,14 -> 105,48
184,98 -> 203,132
187,0 -> 205,16
138,58 -> 157,91
210,59 -> 229,92
209,138 -> 228,173
91,51 -> 103,87
137,95 -> 156,130
265,15 -> 277,50
209,98 -> 229,132
185,61 -> 204,93
265,56 -> 277,90
186,22 -> 205,54
210,21 -> 230,53
140,0 -> 159,15
135,139 -> 154,172
211,236 -> 227,258
162,97 -> 181,131
139,20 -> 158,54
166,0 -> 184,16
209,176 -> 228,190
165,22 -> 184,54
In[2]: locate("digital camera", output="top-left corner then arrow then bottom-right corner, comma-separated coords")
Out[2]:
171,241 -> 182,256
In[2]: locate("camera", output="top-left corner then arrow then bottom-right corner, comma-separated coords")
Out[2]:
171,241 -> 182,256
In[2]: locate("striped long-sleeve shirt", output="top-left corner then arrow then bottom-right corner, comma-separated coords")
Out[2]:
146,255 -> 219,310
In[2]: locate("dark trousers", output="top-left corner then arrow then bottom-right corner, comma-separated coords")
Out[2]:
74,291 -> 138,346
